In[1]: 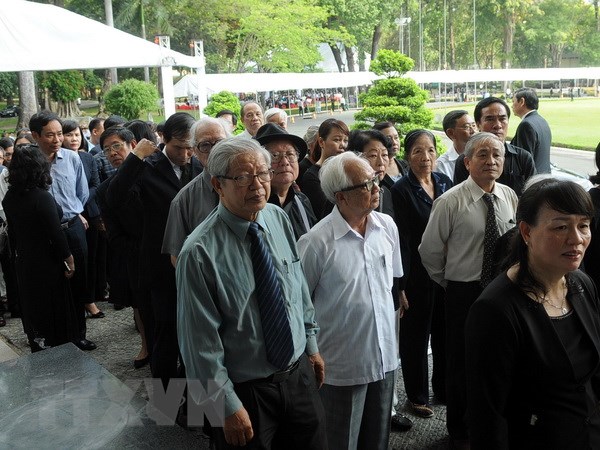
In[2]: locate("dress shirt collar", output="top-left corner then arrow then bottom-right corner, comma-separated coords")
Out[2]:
443,144 -> 459,162
330,205 -> 384,241
465,176 -> 511,204
162,148 -> 182,177
522,109 -> 535,119
217,202 -> 271,241
53,147 -> 67,163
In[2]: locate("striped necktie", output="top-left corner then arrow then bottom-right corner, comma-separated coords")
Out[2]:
247,221 -> 294,370
481,193 -> 500,288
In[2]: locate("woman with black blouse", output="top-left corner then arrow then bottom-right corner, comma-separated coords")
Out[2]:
391,129 -> 452,418
466,178 -> 600,449
2,145 -> 77,351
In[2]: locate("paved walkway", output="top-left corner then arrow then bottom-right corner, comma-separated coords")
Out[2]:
0,301 -> 450,449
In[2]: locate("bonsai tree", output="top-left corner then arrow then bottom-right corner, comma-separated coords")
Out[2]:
354,50 -> 433,156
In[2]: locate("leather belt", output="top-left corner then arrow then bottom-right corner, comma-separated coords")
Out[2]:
60,216 -> 79,230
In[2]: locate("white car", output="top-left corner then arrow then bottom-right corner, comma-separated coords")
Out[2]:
550,163 -> 593,190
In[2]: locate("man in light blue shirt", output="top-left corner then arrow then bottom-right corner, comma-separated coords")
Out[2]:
176,137 -> 326,449
298,152 -> 402,450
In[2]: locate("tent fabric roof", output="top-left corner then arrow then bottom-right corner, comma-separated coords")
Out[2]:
174,67 -> 600,97
0,0 -> 201,72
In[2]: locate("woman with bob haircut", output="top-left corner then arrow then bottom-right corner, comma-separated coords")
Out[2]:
466,178 -> 600,449
2,145 -> 77,351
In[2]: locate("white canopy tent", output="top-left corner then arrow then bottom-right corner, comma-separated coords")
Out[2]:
0,0 -> 203,117
174,67 -> 600,103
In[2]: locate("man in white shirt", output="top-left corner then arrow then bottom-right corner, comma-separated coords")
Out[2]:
238,101 -> 264,138
298,152 -> 402,450
419,132 -> 518,449
436,110 -> 476,180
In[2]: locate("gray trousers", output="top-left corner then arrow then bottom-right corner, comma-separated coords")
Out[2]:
319,371 -> 394,450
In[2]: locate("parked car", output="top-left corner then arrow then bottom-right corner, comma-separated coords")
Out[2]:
551,163 -> 593,190
0,106 -> 19,118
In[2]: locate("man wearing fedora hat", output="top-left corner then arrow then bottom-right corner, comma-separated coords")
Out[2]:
254,123 -> 318,240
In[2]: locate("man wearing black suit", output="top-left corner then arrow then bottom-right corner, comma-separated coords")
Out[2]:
511,87 -> 552,174
106,113 -> 201,393
453,97 -> 536,196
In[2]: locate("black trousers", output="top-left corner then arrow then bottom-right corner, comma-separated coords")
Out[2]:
445,280 -> 482,440
63,219 -> 88,340
149,287 -> 182,389
399,279 -> 446,405
212,355 -> 328,450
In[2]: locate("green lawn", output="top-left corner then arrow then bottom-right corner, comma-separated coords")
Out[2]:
430,97 -> 600,150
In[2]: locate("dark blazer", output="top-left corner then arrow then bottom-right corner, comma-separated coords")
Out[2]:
453,142 -> 536,196
298,164 -> 333,220
583,187 -> 600,287
466,271 -> 600,450
78,151 -> 101,219
105,151 -> 201,290
511,110 -> 552,174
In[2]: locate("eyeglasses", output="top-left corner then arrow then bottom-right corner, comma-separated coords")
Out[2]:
270,151 -> 298,163
338,176 -> 380,193
196,139 -> 223,154
457,123 -> 477,131
218,170 -> 274,187
103,142 -> 126,154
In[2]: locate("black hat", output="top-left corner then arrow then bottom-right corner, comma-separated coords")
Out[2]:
254,123 -> 308,161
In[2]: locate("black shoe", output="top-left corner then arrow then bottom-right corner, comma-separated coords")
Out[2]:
0,315 -> 5,327
391,413 -> 413,432
113,303 -> 125,311
87,310 -> 105,319
73,338 -> 97,351
133,356 -> 150,369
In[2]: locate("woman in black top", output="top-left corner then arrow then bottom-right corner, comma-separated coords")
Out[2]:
298,118 -> 349,220
583,141 -> 600,287
2,145 -> 77,351
466,178 -> 600,449
391,129 -> 452,418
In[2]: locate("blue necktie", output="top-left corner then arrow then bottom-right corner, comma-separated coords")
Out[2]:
247,221 -> 294,370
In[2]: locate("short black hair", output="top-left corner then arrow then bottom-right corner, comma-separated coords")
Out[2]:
124,119 -> 157,143
162,112 -> 195,143
348,129 -> 392,154
104,115 -> 127,130
442,110 -> 469,131
514,88 -> 539,110
0,137 -> 14,150
99,127 -> 136,149
89,118 -> 105,132
474,97 -> 511,123
29,110 -> 61,135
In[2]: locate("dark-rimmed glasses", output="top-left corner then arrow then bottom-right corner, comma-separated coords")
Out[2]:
218,170 -> 274,187
338,176 -> 380,193
196,139 -> 223,154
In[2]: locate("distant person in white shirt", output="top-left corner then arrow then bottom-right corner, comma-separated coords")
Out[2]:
436,110 -> 476,180
298,152 -> 402,450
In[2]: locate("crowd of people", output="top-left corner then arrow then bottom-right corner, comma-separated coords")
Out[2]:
1,87 -> 600,450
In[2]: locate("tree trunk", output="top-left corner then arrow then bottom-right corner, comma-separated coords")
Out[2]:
329,44 -> 344,72
18,71 -> 37,130
501,12 -> 516,69
449,5 -> 456,69
344,46 -> 356,72
371,25 -> 382,60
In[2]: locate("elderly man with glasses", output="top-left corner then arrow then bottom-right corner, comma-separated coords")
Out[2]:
297,152 -> 402,450
162,117 -> 230,267
177,137 -> 327,449
254,123 -> 317,240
